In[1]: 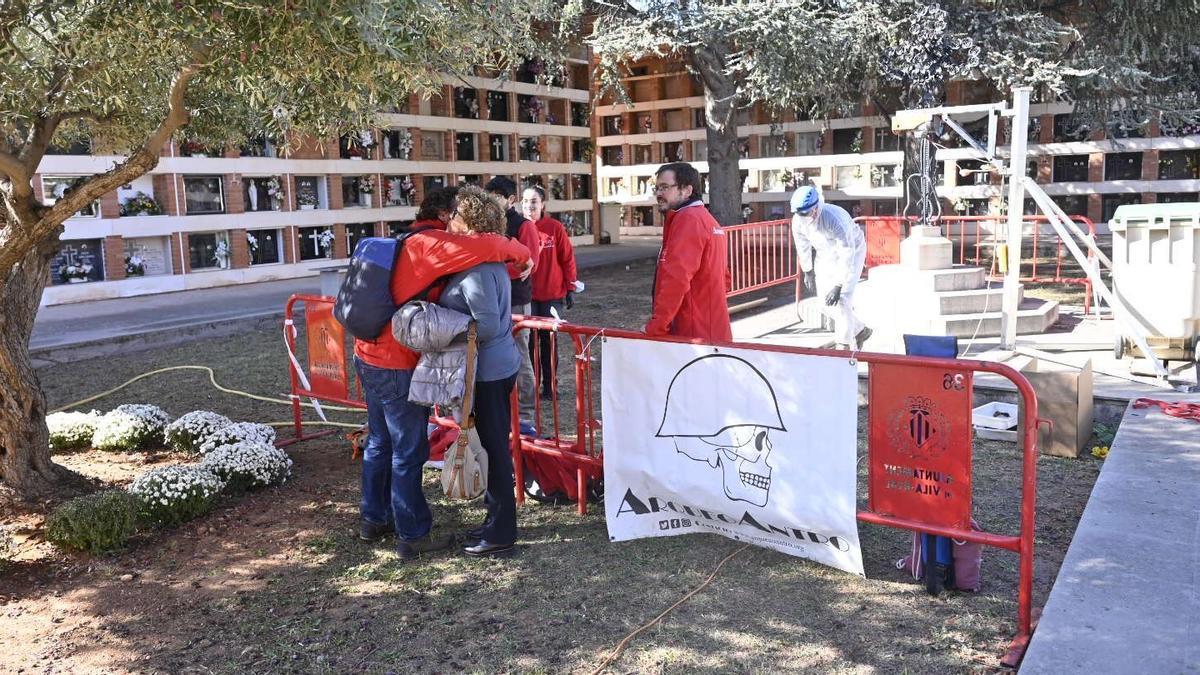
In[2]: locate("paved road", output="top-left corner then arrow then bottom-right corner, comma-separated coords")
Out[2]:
31,238 -> 661,355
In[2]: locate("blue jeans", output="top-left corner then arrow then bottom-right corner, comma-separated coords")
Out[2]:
355,358 -> 432,541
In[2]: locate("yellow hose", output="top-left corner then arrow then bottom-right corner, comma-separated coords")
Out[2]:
50,365 -> 364,416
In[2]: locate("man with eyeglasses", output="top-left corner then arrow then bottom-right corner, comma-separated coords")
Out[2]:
644,162 -> 732,342
790,185 -> 871,350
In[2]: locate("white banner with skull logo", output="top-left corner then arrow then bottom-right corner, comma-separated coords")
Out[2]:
601,337 -> 864,576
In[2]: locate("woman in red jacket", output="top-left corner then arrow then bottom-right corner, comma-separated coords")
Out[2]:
521,185 -> 578,400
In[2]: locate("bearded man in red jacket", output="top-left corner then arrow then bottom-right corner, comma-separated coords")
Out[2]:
644,162 -> 732,342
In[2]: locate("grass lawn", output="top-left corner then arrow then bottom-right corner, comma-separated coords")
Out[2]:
0,258 -> 1104,673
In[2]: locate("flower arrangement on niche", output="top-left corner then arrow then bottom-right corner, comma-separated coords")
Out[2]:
213,240 -> 230,267
180,140 -> 209,157
387,176 -> 415,205
356,175 -> 375,194
456,90 -> 480,119
522,97 -> 545,123
519,137 -> 541,162
120,191 -> 162,216
246,231 -> 259,254
549,177 -> 565,200
265,176 -> 283,207
317,229 -> 335,256
124,254 -> 146,276
60,263 -> 93,283
389,129 -> 413,159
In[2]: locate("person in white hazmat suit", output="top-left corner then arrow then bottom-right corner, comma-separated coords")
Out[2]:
790,185 -> 871,349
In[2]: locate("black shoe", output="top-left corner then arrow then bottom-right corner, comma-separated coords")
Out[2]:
397,533 -> 452,561
359,518 -> 394,542
855,327 -> 873,350
463,540 -> 515,558
463,526 -> 486,542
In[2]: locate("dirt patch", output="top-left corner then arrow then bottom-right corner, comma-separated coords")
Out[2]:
2,259 -> 1103,673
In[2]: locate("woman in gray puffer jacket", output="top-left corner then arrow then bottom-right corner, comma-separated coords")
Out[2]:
438,185 -> 521,557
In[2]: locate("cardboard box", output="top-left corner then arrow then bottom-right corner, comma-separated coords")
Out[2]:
1020,357 -> 1094,458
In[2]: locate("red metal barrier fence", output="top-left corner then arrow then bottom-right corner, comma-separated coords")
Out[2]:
857,215 -> 1098,312
518,317 -> 1041,665
724,219 -> 800,299
728,215 -> 1097,313
281,296 -> 1041,667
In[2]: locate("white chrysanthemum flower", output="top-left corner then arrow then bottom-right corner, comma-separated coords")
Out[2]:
197,422 -> 277,455
46,410 -> 103,452
92,404 -> 171,452
129,465 -> 224,526
164,411 -> 233,455
200,441 -> 293,491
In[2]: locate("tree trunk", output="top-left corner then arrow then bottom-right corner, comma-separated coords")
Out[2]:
689,45 -> 741,227
0,232 -> 76,500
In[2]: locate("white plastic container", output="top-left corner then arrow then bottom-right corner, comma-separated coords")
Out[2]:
972,401 -> 1019,430
1109,203 -> 1200,361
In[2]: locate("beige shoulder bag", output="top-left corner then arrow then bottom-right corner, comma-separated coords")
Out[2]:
441,322 -> 488,500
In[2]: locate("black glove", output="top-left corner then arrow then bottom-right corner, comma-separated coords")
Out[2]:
564,292 -> 574,310
802,271 -> 817,299
824,285 -> 842,306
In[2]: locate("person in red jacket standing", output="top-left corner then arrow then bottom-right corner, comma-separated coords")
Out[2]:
645,162 -> 732,342
485,177 -> 542,435
522,185 -> 579,400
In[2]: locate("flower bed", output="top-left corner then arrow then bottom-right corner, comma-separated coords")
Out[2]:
200,441 -> 293,492
164,411 -> 233,455
198,422 -> 277,455
46,410 -> 103,452
92,404 -> 171,452
129,465 -> 225,526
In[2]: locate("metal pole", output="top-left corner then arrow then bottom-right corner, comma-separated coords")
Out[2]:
1001,87 -> 1032,350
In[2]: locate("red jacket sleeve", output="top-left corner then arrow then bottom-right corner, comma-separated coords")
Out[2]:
395,232 -> 530,302
507,219 -> 543,279
557,222 -> 577,294
645,218 -> 707,336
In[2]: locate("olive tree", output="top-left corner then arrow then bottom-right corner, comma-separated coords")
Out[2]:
569,0 -> 1198,223
0,0 -> 548,499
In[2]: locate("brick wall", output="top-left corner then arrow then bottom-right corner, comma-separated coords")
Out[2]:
172,233 -> 190,274
1087,153 -> 1104,182
332,223 -> 348,259
282,227 -> 297,264
226,175 -> 245,214
99,190 -> 120,219
328,175 -> 344,210
230,228 -> 250,268
1087,194 -> 1102,222
152,174 -> 178,215
1037,157 -> 1053,183
1038,114 -> 1054,144
103,235 -> 126,281
1141,150 -> 1159,181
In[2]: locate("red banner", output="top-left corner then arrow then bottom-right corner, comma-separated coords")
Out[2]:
868,362 -> 973,529
863,217 -> 903,268
305,303 -> 349,401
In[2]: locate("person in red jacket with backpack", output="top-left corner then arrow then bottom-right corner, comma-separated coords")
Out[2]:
353,218 -> 532,561
522,185 -> 578,400
645,162 -> 732,342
